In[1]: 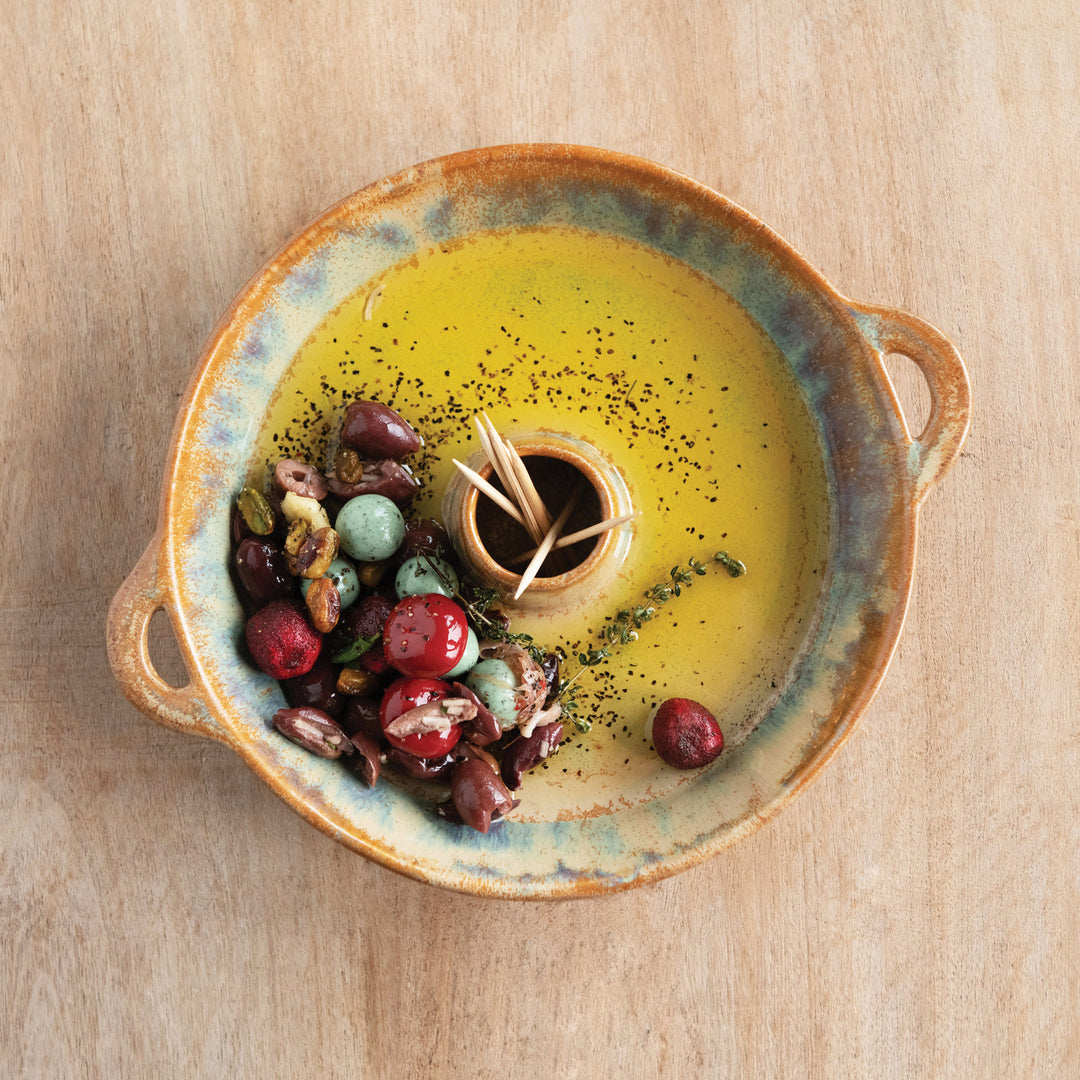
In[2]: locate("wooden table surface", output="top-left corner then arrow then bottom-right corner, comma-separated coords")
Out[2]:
4,3 -> 1078,1077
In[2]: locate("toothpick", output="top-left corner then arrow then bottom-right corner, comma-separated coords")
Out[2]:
513,490 -> 580,599
507,512 -> 641,564
479,413 -> 545,543
504,441 -> 555,535
451,460 -> 527,528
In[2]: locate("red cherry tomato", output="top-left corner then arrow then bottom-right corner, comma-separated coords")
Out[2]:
383,593 -> 468,678
379,677 -> 462,757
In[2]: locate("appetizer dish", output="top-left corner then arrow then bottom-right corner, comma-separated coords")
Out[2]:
107,145 -> 969,896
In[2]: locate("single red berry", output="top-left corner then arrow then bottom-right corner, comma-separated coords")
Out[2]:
245,600 -> 322,680
651,698 -> 724,769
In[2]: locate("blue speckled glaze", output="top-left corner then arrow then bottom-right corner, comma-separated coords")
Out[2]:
136,145 -> 969,899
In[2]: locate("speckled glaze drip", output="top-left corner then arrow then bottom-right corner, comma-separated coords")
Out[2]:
107,145 -> 970,899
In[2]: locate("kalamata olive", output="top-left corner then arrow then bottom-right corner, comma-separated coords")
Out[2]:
386,747 -> 456,781
275,459 -> 329,500
450,758 -> 515,833
273,707 -> 353,759
283,655 -> 344,719
399,518 -> 451,560
357,643 -> 391,675
450,681 -> 501,746
234,538 -> 295,608
343,729 -> 382,786
327,460 -> 419,504
341,695 -> 384,742
340,399 -> 421,458
340,593 -> 396,647
500,721 -> 564,790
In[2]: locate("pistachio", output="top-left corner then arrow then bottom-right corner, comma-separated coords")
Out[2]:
297,527 -> 340,579
357,558 -> 391,588
284,518 -> 310,575
281,490 -> 331,532
334,446 -> 365,485
304,576 -> 341,633
237,486 -> 275,536
285,519 -> 310,555
336,667 -> 382,696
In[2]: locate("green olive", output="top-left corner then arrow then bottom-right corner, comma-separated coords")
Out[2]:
394,555 -> 459,599
335,495 -> 405,562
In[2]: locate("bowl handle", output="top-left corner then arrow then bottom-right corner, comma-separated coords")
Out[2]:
847,300 -> 972,505
106,536 -> 228,743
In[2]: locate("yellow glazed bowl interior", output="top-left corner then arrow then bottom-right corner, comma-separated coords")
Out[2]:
107,145 -> 970,898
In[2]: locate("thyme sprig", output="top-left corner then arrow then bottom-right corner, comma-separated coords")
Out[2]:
602,552 -> 746,645
458,582 -> 547,666
552,646 -> 610,733
417,549 -> 746,736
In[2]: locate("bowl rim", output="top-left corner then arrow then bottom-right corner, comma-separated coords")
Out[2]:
109,143 -> 970,899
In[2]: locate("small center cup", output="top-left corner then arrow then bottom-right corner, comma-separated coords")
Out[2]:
442,432 -> 635,614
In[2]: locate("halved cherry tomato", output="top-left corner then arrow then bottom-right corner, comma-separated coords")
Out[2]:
383,593 -> 469,678
379,677 -> 462,757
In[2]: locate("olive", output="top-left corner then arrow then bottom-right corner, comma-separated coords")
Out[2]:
386,748 -> 456,782
234,538 -> 295,608
500,721 -> 564,790
282,656 -> 344,718
343,729 -> 382,787
327,461 -> 419,504
340,399 -> 421,458
341,695 -> 383,742
274,459 -> 329,500
394,554 -> 459,599
335,495 -> 405,562
340,593 -> 396,644
399,517 -> 451,560
449,759 -> 515,833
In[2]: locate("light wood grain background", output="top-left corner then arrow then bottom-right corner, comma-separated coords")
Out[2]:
3,2 -> 1077,1077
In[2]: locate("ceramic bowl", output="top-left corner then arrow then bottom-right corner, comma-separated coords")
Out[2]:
107,145 -> 970,898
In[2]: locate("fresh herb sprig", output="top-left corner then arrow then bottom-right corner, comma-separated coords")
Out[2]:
417,548 -> 745,736
553,646 -> 610,733
458,582 -> 547,666
602,552 -> 746,645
